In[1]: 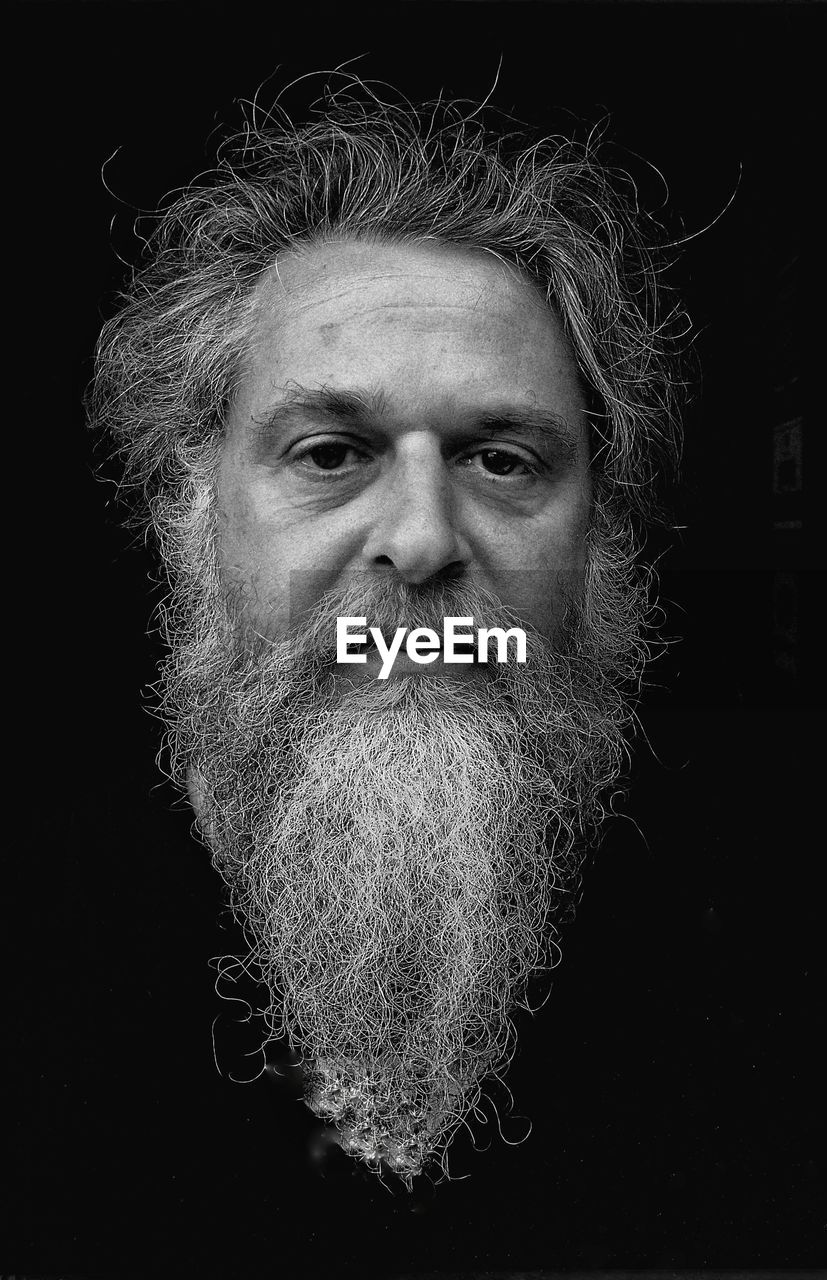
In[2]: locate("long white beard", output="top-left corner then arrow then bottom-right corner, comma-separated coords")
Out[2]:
159,566 -> 644,1186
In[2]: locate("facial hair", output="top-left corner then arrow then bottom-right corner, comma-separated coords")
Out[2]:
157,535 -> 646,1187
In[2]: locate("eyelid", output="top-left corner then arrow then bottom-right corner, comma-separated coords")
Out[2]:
464,441 -> 539,463
294,437 -> 366,458
460,443 -> 545,475
289,434 -> 371,480
292,439 -> 539,463
290,433 -> 370,461
286,434 -> 547,483
460,442 -> 545,478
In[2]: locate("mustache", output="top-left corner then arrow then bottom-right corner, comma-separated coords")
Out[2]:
233,571 -> 567,663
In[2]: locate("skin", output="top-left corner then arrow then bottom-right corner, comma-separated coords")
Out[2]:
217,237 -> 592,674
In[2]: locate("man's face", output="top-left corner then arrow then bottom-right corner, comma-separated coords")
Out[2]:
164,236 -> 641,1189
218,238 -> 591,653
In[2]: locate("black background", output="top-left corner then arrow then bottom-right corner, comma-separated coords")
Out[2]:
6,2 -> 823,1278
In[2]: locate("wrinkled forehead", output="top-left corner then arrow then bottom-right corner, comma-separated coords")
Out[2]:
251,235 -> 554,333
234,237 -> 587,436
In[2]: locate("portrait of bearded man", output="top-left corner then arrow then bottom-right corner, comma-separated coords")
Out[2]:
7,4 -> 818,1276
88,78 -> 681,1187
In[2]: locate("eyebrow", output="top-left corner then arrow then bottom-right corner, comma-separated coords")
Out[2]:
254,385 -> 389,431
251,384 -> 582,460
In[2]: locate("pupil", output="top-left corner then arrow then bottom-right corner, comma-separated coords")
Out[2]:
311,443 -> 348,470
482,449 -> 515,475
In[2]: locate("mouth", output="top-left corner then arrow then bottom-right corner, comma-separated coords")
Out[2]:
344,639 -> 478,656
340,638 -> 481,678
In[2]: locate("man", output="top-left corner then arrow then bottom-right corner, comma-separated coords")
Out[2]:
88,78 -> 682,1190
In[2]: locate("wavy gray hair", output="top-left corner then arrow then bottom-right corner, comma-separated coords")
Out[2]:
88,77 -> 686,577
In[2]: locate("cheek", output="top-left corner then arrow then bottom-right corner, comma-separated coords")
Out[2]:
216,458 -> 259,570
528,570 -> 585,642
544,524 -> 590,639
488,519 -> 588,642
217,509 -> 349,637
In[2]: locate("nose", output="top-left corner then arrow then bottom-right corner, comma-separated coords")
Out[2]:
362,438 -> 469,584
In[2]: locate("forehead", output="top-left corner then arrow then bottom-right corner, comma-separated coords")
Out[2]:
237,238 -> 585,427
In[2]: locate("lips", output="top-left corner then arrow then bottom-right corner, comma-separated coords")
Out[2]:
344,640 -> 477,656
343,645 -> 482,673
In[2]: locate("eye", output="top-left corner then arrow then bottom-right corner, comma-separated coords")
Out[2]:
478,449 -> 526,475
462,447 -> 538,479
292,438 -> 367,475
